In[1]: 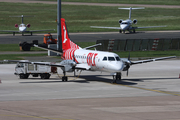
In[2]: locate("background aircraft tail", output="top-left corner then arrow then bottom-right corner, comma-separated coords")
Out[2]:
10,15 -> 34,24
61,18 -> 80,51
118,7 -> 144,20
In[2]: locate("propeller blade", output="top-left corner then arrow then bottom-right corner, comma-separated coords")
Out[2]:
127,52 -> 130,76
128,52 -> 130,60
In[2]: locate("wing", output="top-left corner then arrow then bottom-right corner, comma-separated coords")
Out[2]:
90,26 -> 121,30
4,60 -> 89,72
0,30 -> 20,33
132,26 -> 166,30
131,56 -> 176,65
26,29 -> 55,32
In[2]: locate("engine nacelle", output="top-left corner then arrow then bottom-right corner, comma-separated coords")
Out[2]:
118,19 -> 123,24
15,24 -> 18,28
133,19 -> 137,24
60,60 -> 77,72
26,24 -> 31,28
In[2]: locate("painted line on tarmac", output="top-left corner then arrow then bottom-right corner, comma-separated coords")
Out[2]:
112,83 -> 180,96
0,114 -> 74,120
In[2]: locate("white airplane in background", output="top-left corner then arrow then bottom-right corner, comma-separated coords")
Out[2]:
91,7 -> 166,33
5,18 -> 175,83
0,15 -> 54,36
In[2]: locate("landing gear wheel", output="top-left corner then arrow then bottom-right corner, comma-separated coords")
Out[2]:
116,73 -> 121,80
62,76 -> 68,82
133,29 -> 135,33
112,72 -> 121,83
62,71 -> 68,82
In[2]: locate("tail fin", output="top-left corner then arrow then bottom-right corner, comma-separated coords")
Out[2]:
61,18 -> 80,51
118,7 -> 144,20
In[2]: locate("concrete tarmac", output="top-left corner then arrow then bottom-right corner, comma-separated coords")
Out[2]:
0,59 -> 180,120
0,31 -> 180,44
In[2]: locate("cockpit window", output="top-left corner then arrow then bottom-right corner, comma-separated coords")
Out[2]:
103,56 -> 107,61
20,25 -> 25,27
108,57 -> 115,61
122,22 -> 128,24
16,63 -> 24,68
115,56 -> 121,61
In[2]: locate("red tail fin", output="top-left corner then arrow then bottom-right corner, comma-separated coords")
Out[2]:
61,18 -> 80,51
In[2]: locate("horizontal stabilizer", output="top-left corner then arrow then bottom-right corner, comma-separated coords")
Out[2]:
9,15 -> 34,18
83,43 -> 102,50
34,44 -> 62,55
118,7 -> 145,10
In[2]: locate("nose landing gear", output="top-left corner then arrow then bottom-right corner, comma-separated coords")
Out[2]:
112,72 -> 121,83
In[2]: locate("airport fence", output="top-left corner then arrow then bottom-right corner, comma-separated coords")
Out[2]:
96,38 -> 180,51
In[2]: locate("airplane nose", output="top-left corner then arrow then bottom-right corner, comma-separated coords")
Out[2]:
112,61 -> 124,72
121,25 -> 128,30
19,27 -> 26,32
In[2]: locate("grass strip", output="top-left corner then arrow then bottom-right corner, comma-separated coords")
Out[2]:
37,0 -> 180,5
0,44 -> 45,51
0,2 -> 180,33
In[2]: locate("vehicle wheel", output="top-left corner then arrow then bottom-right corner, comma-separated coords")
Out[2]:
133,29 -> 135,33
32,74 -> 39,77
19,74 -> 24,79
22,42 -> 31,51
19,74 -> 29,79
40,73 -> 50,79
45,74 -> 51,79
40,74 -> 46,79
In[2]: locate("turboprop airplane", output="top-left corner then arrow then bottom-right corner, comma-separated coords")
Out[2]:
4,18 -> 175,83
91,7 -> 166,33
0,15 -> 54,36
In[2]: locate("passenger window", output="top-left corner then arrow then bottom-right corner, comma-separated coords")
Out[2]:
103,57 -> 107,61
108,57 -> 115,61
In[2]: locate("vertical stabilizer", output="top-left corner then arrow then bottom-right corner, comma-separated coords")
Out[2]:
21,15 -> 24,23
118,7 -> 145,20
61,18 -> 80,51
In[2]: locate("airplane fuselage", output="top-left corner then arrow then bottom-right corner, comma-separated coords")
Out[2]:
120,19 -> 132,31
19,23 -> 27,32
62,48 -> 124,73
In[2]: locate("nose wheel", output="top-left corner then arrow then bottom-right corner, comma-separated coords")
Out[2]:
112,72 -> 121,83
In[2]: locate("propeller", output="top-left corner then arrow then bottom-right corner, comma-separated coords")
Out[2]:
72,54 -> 76,76
126,52 -> 131,76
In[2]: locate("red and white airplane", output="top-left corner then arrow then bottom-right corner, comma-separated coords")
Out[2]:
0,15 -> 54,36
5,18 -> 176,83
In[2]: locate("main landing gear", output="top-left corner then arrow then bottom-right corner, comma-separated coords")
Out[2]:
62,71 -> 68,82
112,72 -> 121,83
